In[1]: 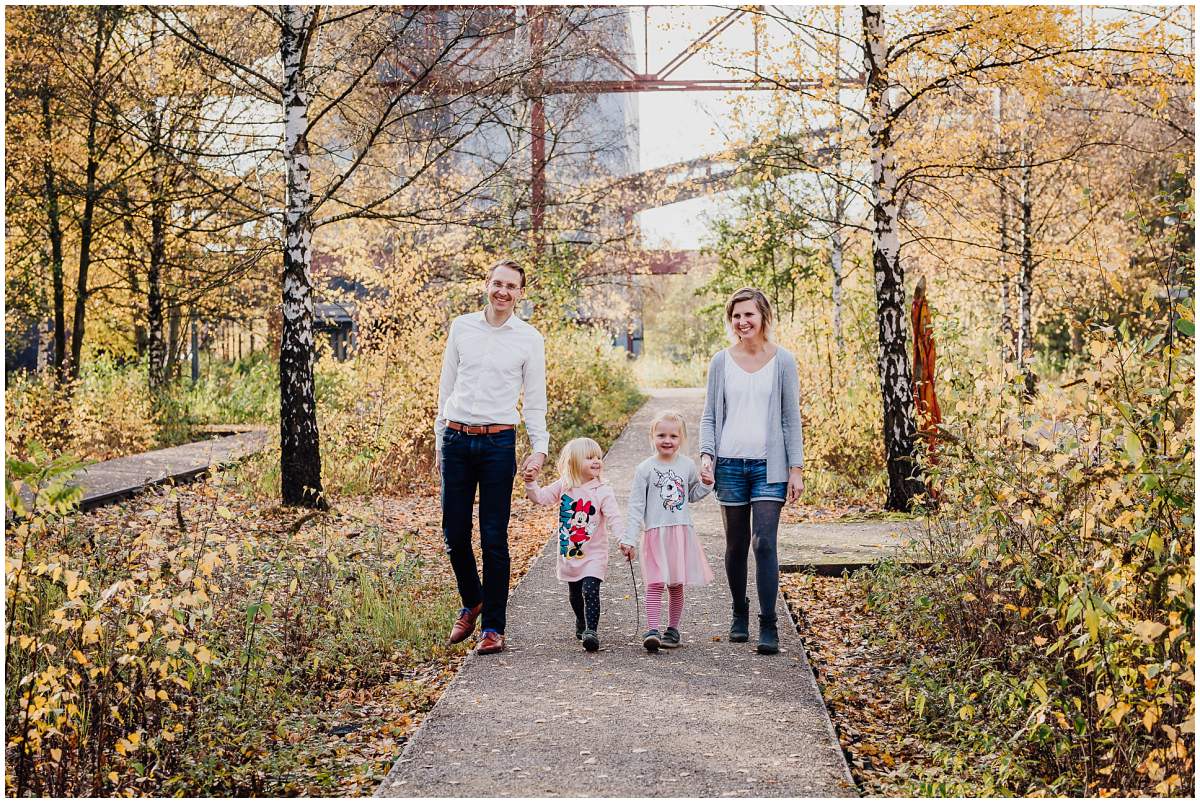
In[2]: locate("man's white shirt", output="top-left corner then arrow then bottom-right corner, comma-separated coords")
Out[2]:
435,310 -> 549,455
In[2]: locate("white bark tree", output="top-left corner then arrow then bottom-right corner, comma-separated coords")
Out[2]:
995,89 -> 1016,363
826,7 -> 849,354
1016,137 -> 1035,390
279,6 -> 323,506
736,4 -> 1188,510
862,5 -> 924,511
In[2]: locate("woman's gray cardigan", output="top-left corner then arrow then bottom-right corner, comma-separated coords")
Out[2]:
698,347 -> 804,484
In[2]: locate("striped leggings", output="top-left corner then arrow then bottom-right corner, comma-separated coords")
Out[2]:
645,582 -> 684,631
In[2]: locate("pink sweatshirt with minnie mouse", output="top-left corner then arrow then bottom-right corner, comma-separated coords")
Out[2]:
525,478 -> 623,582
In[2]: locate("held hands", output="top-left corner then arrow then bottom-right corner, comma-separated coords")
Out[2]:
520,452 -> 546,483
699,454 -> 715,486
619,544 -> 636,561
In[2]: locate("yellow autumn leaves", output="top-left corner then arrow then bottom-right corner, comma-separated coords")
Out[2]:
894,322 -> 1195,794
5,472 -> 230,795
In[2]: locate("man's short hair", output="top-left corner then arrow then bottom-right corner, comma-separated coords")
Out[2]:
487,258 -> 526,288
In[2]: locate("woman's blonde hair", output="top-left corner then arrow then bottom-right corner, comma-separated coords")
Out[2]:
648,410 -> 688,450
556,437 -> 604,487
724,287 -> 774,342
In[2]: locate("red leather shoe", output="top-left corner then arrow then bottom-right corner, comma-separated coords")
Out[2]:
448,604 -> 482,644
476,630 -> 506,654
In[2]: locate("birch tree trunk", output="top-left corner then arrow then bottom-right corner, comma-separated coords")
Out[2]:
146,18 -> 167,389
831,228 -> 845,352
996,87 -> 1015,363
862,5 -> 922,512
279,6 -> 326,508
1016,138 -> 1035,394
830,6 -> 846,355
999,176 -> 1015,362
147,122 -> 167,390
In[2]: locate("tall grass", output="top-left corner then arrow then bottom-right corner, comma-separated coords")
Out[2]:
3,458 -> 461,796
631,352 -> 709,388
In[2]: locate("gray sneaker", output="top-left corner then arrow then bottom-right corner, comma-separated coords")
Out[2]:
642,629 -> 661,653
661,627 -> 681,648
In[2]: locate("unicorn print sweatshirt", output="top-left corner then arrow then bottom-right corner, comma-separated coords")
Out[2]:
621,455 -> 712,546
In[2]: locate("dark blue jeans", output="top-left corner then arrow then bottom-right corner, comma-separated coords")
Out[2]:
441,427 -> 517,634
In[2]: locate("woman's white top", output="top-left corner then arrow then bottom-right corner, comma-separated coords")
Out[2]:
717,354 -> 776,459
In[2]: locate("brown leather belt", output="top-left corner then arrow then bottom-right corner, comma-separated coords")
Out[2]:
447,421 -> 515,435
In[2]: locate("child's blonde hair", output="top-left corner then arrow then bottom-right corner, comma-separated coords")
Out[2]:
648,410 -> 688,450
556,437 -> 604,487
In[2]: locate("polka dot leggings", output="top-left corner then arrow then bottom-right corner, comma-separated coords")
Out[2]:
568,577 -> 602,631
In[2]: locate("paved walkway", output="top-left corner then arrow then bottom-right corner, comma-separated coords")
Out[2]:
15,429 -> 268,512
376,389 -> 855,797
779,519 -> 922,571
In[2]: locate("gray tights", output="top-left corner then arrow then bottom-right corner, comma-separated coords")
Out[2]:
721,501 -> 782,620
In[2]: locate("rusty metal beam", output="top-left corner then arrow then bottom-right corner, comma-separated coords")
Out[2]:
386,76 -> 832,94
380,5 -> 840,95
657,7 -> 745,80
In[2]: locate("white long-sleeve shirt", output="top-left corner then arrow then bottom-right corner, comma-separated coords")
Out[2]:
435,310 -> 549,455
622,455 -> 712,546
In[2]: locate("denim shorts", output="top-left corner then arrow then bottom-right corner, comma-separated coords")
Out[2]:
714,457 -> 787,506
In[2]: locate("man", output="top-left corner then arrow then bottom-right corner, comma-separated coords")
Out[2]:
435,258 -> 548,654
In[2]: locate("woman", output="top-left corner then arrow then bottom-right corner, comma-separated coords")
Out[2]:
698,287 -> 804,655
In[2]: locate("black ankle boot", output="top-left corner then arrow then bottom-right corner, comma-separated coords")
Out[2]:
757,614 -> 779,655
729,597 -> 750,643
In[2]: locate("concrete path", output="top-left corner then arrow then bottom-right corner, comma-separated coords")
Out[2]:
376,388 -> 854,797
778,519 -> 922,571
14,429 -> 268,512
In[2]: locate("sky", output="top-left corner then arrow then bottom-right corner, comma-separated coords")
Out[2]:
626,5 -> 780,250
623,4 -> 1196,250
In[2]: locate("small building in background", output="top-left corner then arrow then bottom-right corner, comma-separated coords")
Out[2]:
314,302 -> 356,361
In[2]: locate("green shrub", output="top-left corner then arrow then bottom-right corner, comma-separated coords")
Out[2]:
773,284 -> 888,507
160,351 -> 280,426
863,322 -> 1194,795
542,326 -> 645,451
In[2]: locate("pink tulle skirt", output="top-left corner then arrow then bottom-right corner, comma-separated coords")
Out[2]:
641,524 -> 714,586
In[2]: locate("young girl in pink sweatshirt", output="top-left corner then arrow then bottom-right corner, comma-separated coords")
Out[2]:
525,437 -> 623,652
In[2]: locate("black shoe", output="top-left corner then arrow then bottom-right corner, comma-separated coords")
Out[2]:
661,627 -> 680,648
575,616 -> 585,640
757,614 -> 779,655
729,597 -> 750,643
643,629 -> 661,653
582,629 -> 600,652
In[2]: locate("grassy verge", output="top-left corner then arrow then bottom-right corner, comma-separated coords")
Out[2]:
630,353 -> 709,388
4,469 -> 555,796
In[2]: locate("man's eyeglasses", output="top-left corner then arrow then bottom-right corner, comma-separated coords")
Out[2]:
489,280 -> 521,292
